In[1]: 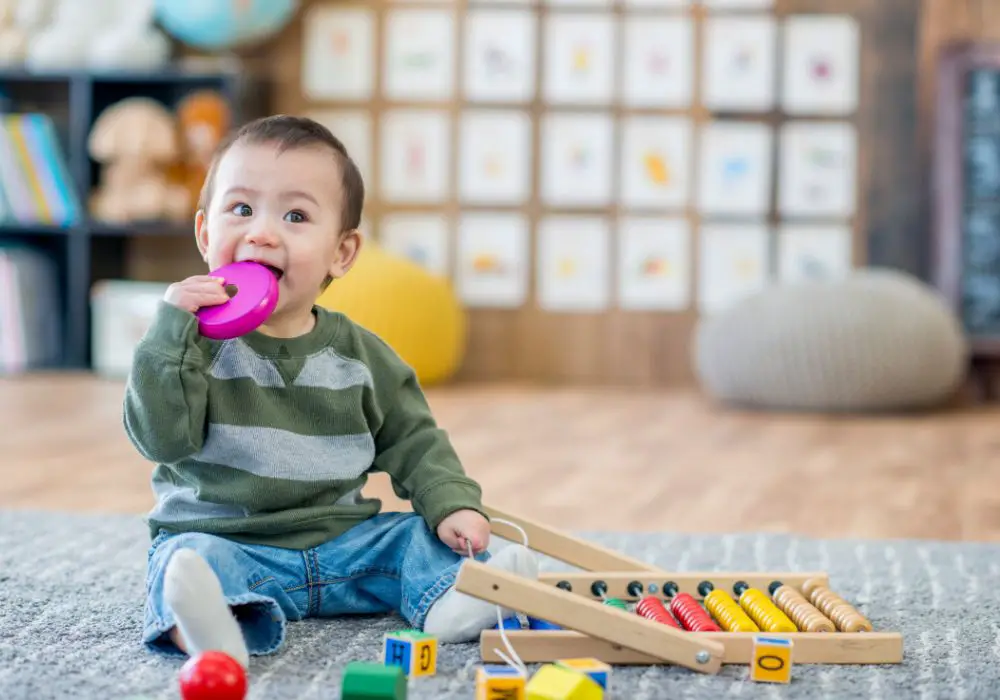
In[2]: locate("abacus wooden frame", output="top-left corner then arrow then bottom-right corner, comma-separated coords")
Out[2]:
474,504 -> 904,667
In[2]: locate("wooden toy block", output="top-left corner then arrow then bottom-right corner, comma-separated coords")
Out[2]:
750,637 -> 793,684
382,630 -> 437,677
554,659 -> 610,690
476,664 -> 527,699
341,661 -> 407,699
525,664 -> 603,700
454,559 -> 724,674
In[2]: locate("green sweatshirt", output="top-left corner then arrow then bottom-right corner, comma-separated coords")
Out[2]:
123,301 -> 485,550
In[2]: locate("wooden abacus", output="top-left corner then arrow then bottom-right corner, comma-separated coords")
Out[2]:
454,506 -> 904,671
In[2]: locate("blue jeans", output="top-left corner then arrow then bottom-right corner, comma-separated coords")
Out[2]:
143,512 -> 485,657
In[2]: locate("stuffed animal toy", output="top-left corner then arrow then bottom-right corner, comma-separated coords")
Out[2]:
0,0 -> 40,66
88,0 -> 170,70
24,0 -> 110,70
167,90 -> 232,215
88,97 -> 191,224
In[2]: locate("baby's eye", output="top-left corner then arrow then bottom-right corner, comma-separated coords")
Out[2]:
231,203 -> 252,217
285,210 -> 307,224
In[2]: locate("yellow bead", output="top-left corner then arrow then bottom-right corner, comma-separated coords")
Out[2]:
382,630 -> 437,677
750,636 -> 793,684
476,665 -> 527,699
526,664 -> 604,700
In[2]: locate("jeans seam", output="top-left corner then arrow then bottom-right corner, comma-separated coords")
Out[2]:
312,548 -> 322,614
408,564 -> 460,629
248,576 -> 276,592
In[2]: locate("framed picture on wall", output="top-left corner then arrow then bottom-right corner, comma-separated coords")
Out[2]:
380,109 -> 452,204
380,214 -> 452,278
464,9 -> 537,103
618,217 -> 691,310
456,213 -> 530,308
778,121 -> 858,218
537,216 -> 611,312
301,6 -> 376,101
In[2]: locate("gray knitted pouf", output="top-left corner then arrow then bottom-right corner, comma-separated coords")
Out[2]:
692,268 -> 969,412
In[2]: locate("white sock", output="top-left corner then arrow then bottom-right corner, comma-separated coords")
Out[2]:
163,548 -> 250,668
423,544 -> 539,643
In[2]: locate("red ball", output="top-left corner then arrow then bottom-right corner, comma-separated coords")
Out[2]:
178,651 -> 247,700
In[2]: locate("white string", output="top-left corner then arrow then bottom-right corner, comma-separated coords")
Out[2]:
464,517 -> 530,676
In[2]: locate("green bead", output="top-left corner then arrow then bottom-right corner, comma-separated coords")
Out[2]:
341,661 -> 407,699
604,597 -> 628,610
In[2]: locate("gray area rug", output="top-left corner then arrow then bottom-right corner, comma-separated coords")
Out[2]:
0,510 -> 996,699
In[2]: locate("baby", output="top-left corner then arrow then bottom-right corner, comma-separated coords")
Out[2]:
124,114 -> 537,667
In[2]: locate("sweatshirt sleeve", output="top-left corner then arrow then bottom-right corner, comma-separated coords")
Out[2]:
123,301 -> 213,465
364,337 -> 486,531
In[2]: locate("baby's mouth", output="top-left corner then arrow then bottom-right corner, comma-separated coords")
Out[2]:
261,264 -> 284,281
243,261 -> 283,281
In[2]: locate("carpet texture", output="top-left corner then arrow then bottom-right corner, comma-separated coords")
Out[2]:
1,510 -> 996,699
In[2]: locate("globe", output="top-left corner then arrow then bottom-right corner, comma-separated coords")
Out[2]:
154,0 -> 299,52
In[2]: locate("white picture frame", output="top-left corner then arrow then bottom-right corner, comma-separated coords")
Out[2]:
701,15 -> 777,112
618,217 -> 691,310
621,16 -> 694,108
696,121 -> 773,217
383,8 -> 456,102
777,224 -> 853,283
701,0 -> 774,8
782,15 -> 860,115
305,110 -> 373,188
778,121 -> 857,219
379,214 -> 452,278
543,12 -> 617,105
301,6 -> 375,101
537,216 -> 611,312
698,222 -> 771,314
456,213 -> 530,308
458,110 -> 533,205
619,116 -> 692,211
540,112 -> 615,207
379,110 -> 452,204
464,9 -> 538,103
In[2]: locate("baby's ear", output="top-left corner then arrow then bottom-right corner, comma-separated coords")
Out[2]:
195,210 -> 209,259
329,229 -> 363,279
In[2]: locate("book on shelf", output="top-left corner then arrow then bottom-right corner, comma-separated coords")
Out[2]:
0,113 -> 82,228
0,245 -> 61,373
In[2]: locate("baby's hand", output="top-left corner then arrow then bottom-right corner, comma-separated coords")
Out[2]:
164,275 -> 231,313
437,509 -> 491,556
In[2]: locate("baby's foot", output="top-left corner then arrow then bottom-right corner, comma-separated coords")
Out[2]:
423,544 -> 539,643
163,548 -> 250,668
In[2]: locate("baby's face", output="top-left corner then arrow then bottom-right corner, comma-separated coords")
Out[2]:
197,140 -> 349,318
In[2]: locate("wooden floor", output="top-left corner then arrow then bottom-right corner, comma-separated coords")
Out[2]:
2,373 -> 1000,542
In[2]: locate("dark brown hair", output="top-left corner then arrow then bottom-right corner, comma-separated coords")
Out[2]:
198,114 -> 365,233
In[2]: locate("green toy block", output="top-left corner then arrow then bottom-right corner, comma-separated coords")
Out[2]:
341,661 -> 407,699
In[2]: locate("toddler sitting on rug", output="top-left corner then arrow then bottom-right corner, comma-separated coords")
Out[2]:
123,115 -> 537,667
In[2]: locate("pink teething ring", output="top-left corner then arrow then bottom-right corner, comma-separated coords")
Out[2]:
196,261 -> 279,340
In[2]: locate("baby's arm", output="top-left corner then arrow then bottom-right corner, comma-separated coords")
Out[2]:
368,360 -> 488,547
123,276 -> 227,464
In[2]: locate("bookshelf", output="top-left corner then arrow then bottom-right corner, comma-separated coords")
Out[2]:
0,67 -> 269,371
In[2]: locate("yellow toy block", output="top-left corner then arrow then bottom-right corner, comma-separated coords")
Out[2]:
526,664 -> 603,700
554,659 -> 610,690
750,636 -> 793,684
476,665 -> 527,699
382,629 -> 437,677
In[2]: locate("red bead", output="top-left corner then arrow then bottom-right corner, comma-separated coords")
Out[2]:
635,595 -> 681,629
178,652 -> 247,700
670,593 -> 722,632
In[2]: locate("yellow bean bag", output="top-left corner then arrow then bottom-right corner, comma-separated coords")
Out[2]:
316,244 -> 467,386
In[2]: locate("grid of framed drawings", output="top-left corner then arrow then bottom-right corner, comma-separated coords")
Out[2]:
300,0 -> 860,316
